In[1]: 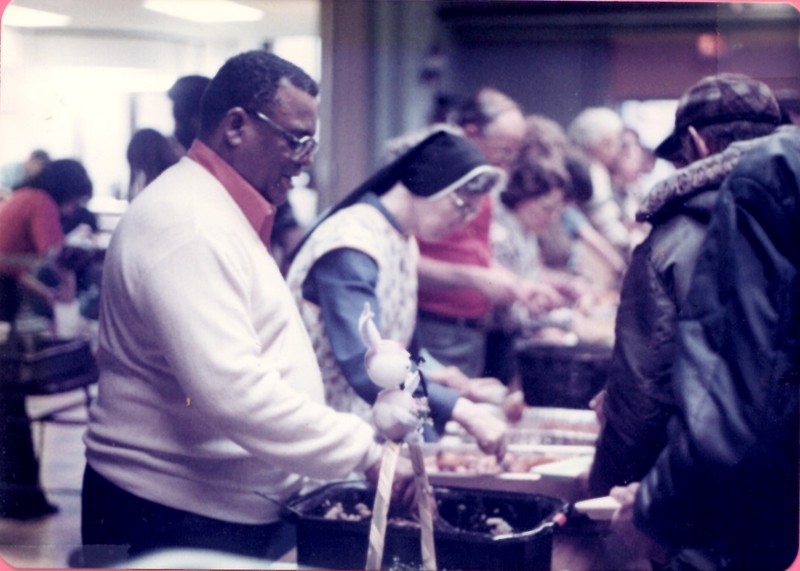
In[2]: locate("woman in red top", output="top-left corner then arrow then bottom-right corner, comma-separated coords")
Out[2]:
0,158 -> 92,519
0,159 -> 92,324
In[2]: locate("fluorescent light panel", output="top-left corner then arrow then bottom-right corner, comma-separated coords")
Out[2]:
3,6 -> 72,28
143,0 -> 264,23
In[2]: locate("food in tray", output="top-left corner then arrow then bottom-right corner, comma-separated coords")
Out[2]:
512,407 -> 600,434
508,428 -> 598,446
317,494 -> 517,536
485,516 -> 514,536
527,418 -> 599,433
323,501 -> 514,536
323,501 -> 372,521
446,406 -> 601,447
428,449 -> 558,475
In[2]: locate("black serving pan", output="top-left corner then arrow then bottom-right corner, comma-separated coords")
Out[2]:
287,480 -> 568,570
0,336 -> 97,395
515,342 -> 612,409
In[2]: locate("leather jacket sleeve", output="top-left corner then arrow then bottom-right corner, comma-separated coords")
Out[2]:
589,210 -> 709,496
589,240 -> 676,496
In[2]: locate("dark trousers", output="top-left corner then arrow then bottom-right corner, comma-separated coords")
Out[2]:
0,393 -> 55,519
483,329 -> 518,386
0,278 -> 56,520
0,275 -> 21,323
80,464 -> 296,567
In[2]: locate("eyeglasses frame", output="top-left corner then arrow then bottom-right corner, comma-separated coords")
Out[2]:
245,108 -> 317,160
449,191 -> 479,218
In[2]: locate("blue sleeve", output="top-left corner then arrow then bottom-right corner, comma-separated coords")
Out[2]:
421,376 -> 460,435
561,205 -> 586,237
305,248 -> 384,405
408,330 -> 459,429
306,248 -> 460,424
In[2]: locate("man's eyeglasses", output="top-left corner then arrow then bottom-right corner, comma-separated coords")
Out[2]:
246,109 -> 317,161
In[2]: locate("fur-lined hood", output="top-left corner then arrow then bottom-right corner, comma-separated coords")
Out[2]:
636,136 -> 768,222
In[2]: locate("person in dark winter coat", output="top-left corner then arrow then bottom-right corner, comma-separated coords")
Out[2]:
612,125 -> 800,571
588,73 -> 781,496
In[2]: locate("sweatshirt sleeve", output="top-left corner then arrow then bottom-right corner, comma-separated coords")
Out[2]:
136,232 -> 381,480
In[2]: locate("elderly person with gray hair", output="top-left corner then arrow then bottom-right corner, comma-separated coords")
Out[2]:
568,106 -> 633,255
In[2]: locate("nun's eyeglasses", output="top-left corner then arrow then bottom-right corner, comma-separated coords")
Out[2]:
246,109 -> 317,161
449,192 -> 479,218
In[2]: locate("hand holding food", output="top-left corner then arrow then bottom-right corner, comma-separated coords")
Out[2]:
463,376 -> 509,405
502,390 -> 526,423
451,398 -> 509,461
517,280 -> 567,314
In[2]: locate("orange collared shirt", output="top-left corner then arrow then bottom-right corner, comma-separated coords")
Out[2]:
187,140 -> 276,250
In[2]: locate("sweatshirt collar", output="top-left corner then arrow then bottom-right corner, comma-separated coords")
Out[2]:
187,140 -> 275,249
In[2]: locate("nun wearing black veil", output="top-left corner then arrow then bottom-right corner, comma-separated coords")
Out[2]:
286,129 -> 509,459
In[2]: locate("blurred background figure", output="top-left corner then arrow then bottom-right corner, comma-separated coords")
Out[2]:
610,127 -> 654,247
166,75 -> 211,155
567,107 -> 632,258
0,149 -> 51,200
0,158 -> 93,521
487,156 -> 573,384
126,128 -> 181,201
521,114 -> 627,289
413,87 -> 534,379
58,176 -> 105,321
485,113 -> 624,389
0,159 -> 93,326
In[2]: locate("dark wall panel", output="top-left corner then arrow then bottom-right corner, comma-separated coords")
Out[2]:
447,40 -> 614,127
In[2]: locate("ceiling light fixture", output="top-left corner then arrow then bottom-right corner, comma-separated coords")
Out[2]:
3,6 -> 72,28
143,0 -> 264,24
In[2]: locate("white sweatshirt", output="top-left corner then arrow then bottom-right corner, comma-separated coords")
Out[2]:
84,157 -> 381,524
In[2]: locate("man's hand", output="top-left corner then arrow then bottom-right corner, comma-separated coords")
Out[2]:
589,389 -> 606,426
463,376 -> 509,405
517,280 -> 567,314
451,398 -> 508,460
424,367 -> 509,406
610,483 -> 670,564
365,453 -> 418,512
424,366 -> 470,392
474,264 -> 523,307
501,390 -> 525,423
